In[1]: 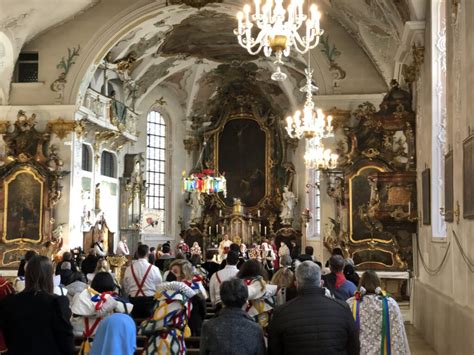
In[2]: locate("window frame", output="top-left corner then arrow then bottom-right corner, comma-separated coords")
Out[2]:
100,150 -> 117,178
146,111 -> 166,215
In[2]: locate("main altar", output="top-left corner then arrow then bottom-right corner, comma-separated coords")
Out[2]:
180,63 -> 301,252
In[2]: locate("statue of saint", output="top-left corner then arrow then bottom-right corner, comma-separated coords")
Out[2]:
280,186 -> 297,225
187,190 -> 204,224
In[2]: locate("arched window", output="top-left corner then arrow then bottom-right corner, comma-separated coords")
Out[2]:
431,0 -> 447,238
82,144 -> 92,172
101,151 -> 116,178
146,111 -> 166,211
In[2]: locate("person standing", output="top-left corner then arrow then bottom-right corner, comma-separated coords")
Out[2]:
347,271 -> 410,355
209,251 -> 240,309
94,233 -> 106,257
0,256 -> 75,355
122,244 -> 162,318
268,261 -> 360,355
323,255 -> 357,301
200,278 -> 266,355
115,237 -> 130,256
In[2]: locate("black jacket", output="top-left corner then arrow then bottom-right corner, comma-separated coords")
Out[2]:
268,286 -> 360,355
200,307 -> 266,355
0,290 -> 74,355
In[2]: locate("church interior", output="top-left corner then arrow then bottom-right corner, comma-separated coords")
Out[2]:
0,0 -> 473,354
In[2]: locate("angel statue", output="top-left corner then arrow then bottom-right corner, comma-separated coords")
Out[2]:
280,186 -> 297,225
187,190 -> 204,225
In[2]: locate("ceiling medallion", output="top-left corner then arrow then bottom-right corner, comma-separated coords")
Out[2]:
234,0 -> 324,81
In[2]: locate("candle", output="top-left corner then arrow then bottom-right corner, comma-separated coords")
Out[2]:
251,225 -> 254,235
264,226 -> 267,235
259,223 -> 262,234
208,226 -> 211,235
219,209 -> 222,217
257,209 -> 261,217
222,225 -> 225,234
216,224 -> 219,234
408,202 -> 411,216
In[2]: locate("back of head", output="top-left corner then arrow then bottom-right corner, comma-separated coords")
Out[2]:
162,244 -> 171,254
279,254 -> 292,268
304,246 -> 314,256
62,251 -> 72,261
332,247 -> 344,257
229,243 -> 240,253
237,259 -> 268,281
60,261 -> 72,271
205,250 -> 217,261
271,267 -> 295,288
91,272 -> 116,293
25,255 -> 54,294
136,244 -> 149,259
295,261 -> 321,290
190,254 -> 201,266
95,259 -> 110,273
359,270 -> 380,293
90,313 -> 136,355
226,251 -> 239,266
24,250 -> 37,262
88,248 -> 97,257
150,247 -> 156,253
220,278 -> 248,308
329,255 -> 345,273
169,259 -> 193,281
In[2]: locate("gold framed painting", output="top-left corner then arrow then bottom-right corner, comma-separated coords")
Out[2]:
2,167 -> 45,244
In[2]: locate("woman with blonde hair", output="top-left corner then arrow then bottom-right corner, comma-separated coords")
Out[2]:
86,259 -> 111,283
271,255 -> 297,305
347,270 -> 410,355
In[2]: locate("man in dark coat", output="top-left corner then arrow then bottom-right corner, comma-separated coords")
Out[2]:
200,278 -> 266,355
268,261 -> 360,355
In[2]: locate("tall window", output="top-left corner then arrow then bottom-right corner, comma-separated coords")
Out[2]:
431,0 -> 447,238
306,169 -> 321,239
146,111 -> 166,211
101,151 -> 116,178
82,144 -> 92,172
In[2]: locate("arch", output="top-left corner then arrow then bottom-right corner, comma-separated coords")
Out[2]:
0,31 -> 15,105
100,150 -> 117,178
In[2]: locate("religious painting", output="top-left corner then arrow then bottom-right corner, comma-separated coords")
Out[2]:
463,135 -> 474,219
349,166 -> 392,243
444,150 -> 454,222
3,168 -> 44,244
217,117 -> 267,207
422,168 -> 431,225
2,249 -> 28,266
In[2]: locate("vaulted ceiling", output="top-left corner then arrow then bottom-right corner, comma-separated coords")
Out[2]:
0,0 -> 424,109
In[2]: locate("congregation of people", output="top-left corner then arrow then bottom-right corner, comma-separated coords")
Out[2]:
0,237 -> 410,354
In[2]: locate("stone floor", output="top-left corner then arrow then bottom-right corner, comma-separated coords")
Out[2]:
406,324 -> 437,355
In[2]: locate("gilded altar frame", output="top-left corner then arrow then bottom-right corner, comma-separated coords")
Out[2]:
207,113 -> 272,210
2,167 -> 45,244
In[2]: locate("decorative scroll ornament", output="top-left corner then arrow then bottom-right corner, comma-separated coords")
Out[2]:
47,119 -> 76,140
234,0 -> 323,81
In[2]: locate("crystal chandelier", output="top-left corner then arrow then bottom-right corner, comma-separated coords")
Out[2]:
234,0 -> 324,81
304,137 -> 338,170
285,64 -> 334,140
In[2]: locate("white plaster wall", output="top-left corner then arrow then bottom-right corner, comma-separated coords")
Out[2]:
413,1 -> 474,354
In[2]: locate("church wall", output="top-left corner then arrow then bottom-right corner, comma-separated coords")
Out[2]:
413,1 -> 474,354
